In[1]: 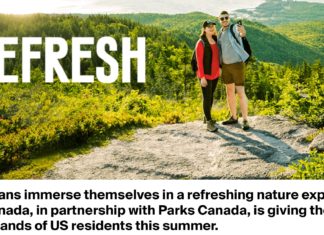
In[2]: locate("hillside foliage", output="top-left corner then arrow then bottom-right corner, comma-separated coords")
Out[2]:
113,12 -> 323,64
273,21 -> 324,56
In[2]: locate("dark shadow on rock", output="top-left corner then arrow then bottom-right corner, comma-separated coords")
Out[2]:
251,128 -> 308,161
215,126 -> 306,166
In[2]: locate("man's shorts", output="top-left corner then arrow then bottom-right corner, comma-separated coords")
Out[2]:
221,62 -> 245,86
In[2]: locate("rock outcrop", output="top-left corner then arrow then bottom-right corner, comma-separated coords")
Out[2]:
309,133 -> 324,152
44,115 -> 318,179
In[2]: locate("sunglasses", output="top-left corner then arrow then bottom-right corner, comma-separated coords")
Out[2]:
220,16 -> 229,21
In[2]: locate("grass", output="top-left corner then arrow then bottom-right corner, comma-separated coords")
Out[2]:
0,127 -> 138,179
0,148 -> 90,179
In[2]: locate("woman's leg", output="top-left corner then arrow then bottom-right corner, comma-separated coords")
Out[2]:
210,78 -> 218,106
201,80 -> 214,121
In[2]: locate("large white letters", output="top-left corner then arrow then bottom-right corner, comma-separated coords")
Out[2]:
45,37 -> 69,83
0,37 -> 18,83
96,37 -> 119,83
122,37 -> 146,83
22,37 -> 41,83
0,37 -> 146,83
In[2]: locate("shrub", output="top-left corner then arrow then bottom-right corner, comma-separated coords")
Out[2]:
290,151 -> 324,179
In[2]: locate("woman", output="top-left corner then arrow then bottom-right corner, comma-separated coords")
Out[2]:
196,20 -> 221,132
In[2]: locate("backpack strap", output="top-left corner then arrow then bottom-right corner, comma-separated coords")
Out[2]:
195,39 -> 205,49
230,24 -> 241,45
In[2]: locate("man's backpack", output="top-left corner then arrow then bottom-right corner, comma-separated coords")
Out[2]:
191,39 -> 204,72
229,24 -> 252,60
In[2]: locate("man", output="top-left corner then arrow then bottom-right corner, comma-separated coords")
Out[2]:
217,11 -> 250,130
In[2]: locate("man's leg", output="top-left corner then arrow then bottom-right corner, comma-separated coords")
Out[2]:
222,64 -> 238,125
236,86 -> 248,120
225,83 -> 237,120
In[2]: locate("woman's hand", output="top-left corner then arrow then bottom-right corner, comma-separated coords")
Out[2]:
200,78 -> 208,87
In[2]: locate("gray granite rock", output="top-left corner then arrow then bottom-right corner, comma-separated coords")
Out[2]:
309,133 -> 324,152
44,116 -> 317,179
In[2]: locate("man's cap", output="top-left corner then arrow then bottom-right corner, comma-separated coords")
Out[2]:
203,20 -> 216,28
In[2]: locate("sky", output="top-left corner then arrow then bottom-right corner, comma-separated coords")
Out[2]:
0,0 -> 323,15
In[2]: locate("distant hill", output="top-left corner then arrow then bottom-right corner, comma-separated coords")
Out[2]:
234,0 -> 324,25
273,21 -> 324,56
113,12 -> 207,49
113,12 -> 323,64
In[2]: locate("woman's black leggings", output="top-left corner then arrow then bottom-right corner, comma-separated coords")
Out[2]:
201,78 -> 218,121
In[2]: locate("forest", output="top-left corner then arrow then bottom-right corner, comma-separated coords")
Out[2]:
0,14 -> 323,179
114,12 -> 324,64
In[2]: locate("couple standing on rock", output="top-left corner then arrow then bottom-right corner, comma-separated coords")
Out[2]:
196,10 -> 250,132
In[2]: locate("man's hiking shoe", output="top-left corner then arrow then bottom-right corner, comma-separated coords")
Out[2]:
207,120 -> 218,132
242,120 -> 250,131
222,116 -> 238,125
